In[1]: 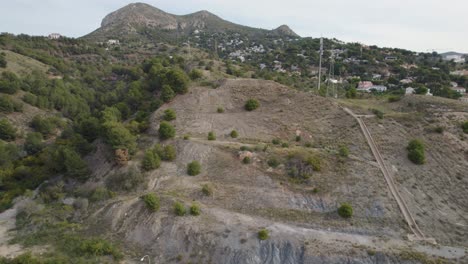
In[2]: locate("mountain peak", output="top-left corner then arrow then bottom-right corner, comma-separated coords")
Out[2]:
88,3 -> 299,40
273,25 -> 299,37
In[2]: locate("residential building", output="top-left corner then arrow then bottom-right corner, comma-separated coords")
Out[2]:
442,53 -> 465,63
405,87 -> 415,95
400,78 -> 413,84
48,33 -> 61,40
107,39 -> 120,45
451,87 -> 466,94
357,81 -> 373,90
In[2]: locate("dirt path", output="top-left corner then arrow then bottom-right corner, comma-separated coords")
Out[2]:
0,208 -> 22,258
343,107 -> 435,244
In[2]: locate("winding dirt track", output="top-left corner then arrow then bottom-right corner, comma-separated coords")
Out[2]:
343,108 -> 435,243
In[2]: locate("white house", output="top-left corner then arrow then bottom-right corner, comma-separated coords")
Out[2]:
357,81 -> 373,91
451,87 -> 466,94
107,39 -> 120,45
369,85 -> 387,92
48,33 -> 61,40
405,87 -> 415,95
442,53 -> 465,63
400,78 -> 413,84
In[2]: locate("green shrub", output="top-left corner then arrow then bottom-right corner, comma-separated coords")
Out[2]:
208,131 -> 216,140
371,109 -> 384,119
388,95 -> 402,102
189,69 -> 203,80
190,203 -> 201,216
462,121 -> 468,133
31,115 -> 63,137
161,85 -> 175,103
142,193 -> 160,212
267,157 -> 280,168
142,150 -> 161,171
346,87 -> 357,98
295,135 -> 301,142
159,121 -> 176,140
79,238 -> 123,259
407,139 -> 425,164
0,95 -> 22,113
338,203 -> 353,218
0,71 -> 20,94
338,145 -> 349,158
90,187 -> 115,202
201,184 -> 213,196
106,167 -> 145,192
272,138 -> 281,145
161,144 -> 176,161
242,156 -> 251,164
174,201 -> 186,216
281,142 -> 289,148
240,146 -> 251,151
0,118 -> 17,141
304,142 -> 312,148
245,99 -> 260,111
306,155 -> 322,171
258,229 -> 269,240
187,161 -> 201,176
217,107 -> 224,113
183,134 -> 190,140
103,121 -> 137,154
230,130 -> 238,138
163,109 -> 176,121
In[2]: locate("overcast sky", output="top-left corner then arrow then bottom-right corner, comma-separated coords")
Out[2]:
1,0 -> 467,53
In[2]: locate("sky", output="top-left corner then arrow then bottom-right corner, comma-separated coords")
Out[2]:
1,0 -> 467,53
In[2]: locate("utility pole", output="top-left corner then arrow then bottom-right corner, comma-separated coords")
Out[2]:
317,37 -> 323,92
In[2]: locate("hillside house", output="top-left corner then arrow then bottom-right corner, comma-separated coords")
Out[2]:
107,39 -> 120,45
48,33 -> 61,40
442,53 -> 465,63
357,81 -> 373,90
385,56 -> 397,61
451,87 -> 466,94
405,87 -> 415,95
400,78 -> 413,84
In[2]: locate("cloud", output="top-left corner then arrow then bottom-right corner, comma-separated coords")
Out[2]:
0,0 -> 467,53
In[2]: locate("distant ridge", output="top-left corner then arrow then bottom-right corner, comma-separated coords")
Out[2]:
85,2 -> 299,40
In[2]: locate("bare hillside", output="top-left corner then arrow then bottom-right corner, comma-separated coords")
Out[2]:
79,79 -> 467,263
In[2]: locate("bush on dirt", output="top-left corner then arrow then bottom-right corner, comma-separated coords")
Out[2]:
258,229 -> 269,240
163,109 -> 176,121
190,203 -> 201,216
187,161 -> 201,176
244,99 -> 260,111
208,131 -> 216,140
142,150 -> 161,171
217,107 -> 224,113
407,139 -> 425,164
159,121 -> 176,140
0,118 -> 17,141
174,201 -> 186,216
230,130 -> 238,138
462,121 -> 468,133
142,193 -> 160,212
338,203 -> 353,218
338,145 -> 349,158
201,184 -> 213,196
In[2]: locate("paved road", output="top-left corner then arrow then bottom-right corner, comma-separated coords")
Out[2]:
343,108 -> 435,244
